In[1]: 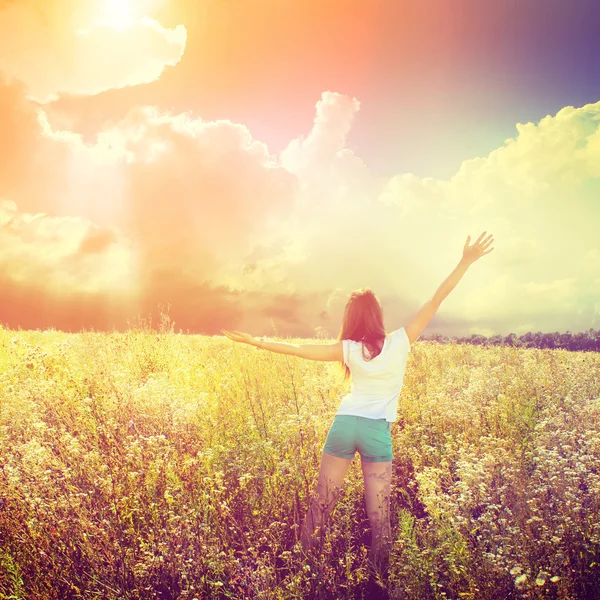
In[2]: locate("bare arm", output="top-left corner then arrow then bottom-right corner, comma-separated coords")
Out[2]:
404,232 -> 494,346
221,329 -> 343,361
253,339 -> 343,361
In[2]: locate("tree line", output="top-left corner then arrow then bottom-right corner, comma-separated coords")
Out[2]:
422,328 -> 600,352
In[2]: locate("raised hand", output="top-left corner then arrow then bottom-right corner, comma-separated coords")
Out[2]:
462,232 -> 494,265
221,329 -> 257,346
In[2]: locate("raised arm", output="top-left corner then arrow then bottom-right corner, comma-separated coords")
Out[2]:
404,232 -> 494,346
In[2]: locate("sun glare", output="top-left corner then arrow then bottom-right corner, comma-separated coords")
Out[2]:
89,0 -> 166,31
98,0 -> 136,29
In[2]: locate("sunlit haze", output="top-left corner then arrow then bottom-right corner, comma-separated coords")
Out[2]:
0,0 -> 599,336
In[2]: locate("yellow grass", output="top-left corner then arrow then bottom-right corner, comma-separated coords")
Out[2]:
1,319 -> 599,599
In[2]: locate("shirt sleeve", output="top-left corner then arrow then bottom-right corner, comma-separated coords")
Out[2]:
398,327 -> 411,353
342,339 -> 351,366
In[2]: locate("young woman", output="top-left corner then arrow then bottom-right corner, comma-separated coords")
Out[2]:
221,231 -> 494,580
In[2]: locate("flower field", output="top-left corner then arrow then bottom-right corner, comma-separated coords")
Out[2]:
1,322 -> 599,599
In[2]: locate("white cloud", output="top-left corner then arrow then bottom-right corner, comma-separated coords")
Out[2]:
0,198 -> 136,294
2,71 -> 599,335
281,91 -> 369,186
0,0 -> 186,102
273,97 -> 600,335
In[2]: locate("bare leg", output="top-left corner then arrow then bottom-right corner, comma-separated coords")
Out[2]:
361,459 -> 392,579
300,452 -> 353,554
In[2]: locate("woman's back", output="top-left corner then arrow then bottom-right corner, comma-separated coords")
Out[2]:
337,327 -> 412,422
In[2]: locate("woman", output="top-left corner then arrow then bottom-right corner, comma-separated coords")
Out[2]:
221,231 -> 494,581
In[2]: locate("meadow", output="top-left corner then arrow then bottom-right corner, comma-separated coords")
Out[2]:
1,316 -> 599,600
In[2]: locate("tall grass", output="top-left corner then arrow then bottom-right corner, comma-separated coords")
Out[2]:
1,318 -> 599,599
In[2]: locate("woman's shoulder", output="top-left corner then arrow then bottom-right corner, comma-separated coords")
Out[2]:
388,327 -> 411,351
388,326 -> 407,337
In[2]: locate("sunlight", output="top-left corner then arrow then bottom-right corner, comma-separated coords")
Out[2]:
94,0 -> 165,30
102,0 -> 135,28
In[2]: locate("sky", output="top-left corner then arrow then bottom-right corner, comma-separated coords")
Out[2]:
0,0 -> 599,338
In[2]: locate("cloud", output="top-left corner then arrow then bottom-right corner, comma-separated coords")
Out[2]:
0,77 -> 73,216
0,0 -> 186,103
269,96 -> 600,336
0,77 -> 307,333
1,68 -> 599,336
0,199 -> 134,291
442,103 -> 600,216
281,91 -> 370,187
379,173 -> 444,219
0,197 -> 140,331
373,100 -> 600,334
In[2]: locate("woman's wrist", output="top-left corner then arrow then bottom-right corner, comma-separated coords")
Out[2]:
459,257 -> 472,268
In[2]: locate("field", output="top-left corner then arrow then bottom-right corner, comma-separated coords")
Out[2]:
1,320 -> 599,600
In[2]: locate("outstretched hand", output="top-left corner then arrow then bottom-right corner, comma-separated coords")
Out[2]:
221,329 -> 257,346
463,231 -> 494,265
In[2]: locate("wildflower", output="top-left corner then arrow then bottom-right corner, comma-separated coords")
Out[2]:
514,573 -> 528,588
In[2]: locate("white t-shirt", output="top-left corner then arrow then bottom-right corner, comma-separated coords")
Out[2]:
336,327 -> 411,423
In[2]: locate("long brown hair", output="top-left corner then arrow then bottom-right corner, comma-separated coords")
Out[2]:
337,287 -> 386,381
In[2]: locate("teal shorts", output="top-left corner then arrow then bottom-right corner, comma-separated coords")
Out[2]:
323,415 -> 393,463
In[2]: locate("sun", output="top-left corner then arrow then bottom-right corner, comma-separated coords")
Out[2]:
97,0 -> 137,29
90,0 -> 166,30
